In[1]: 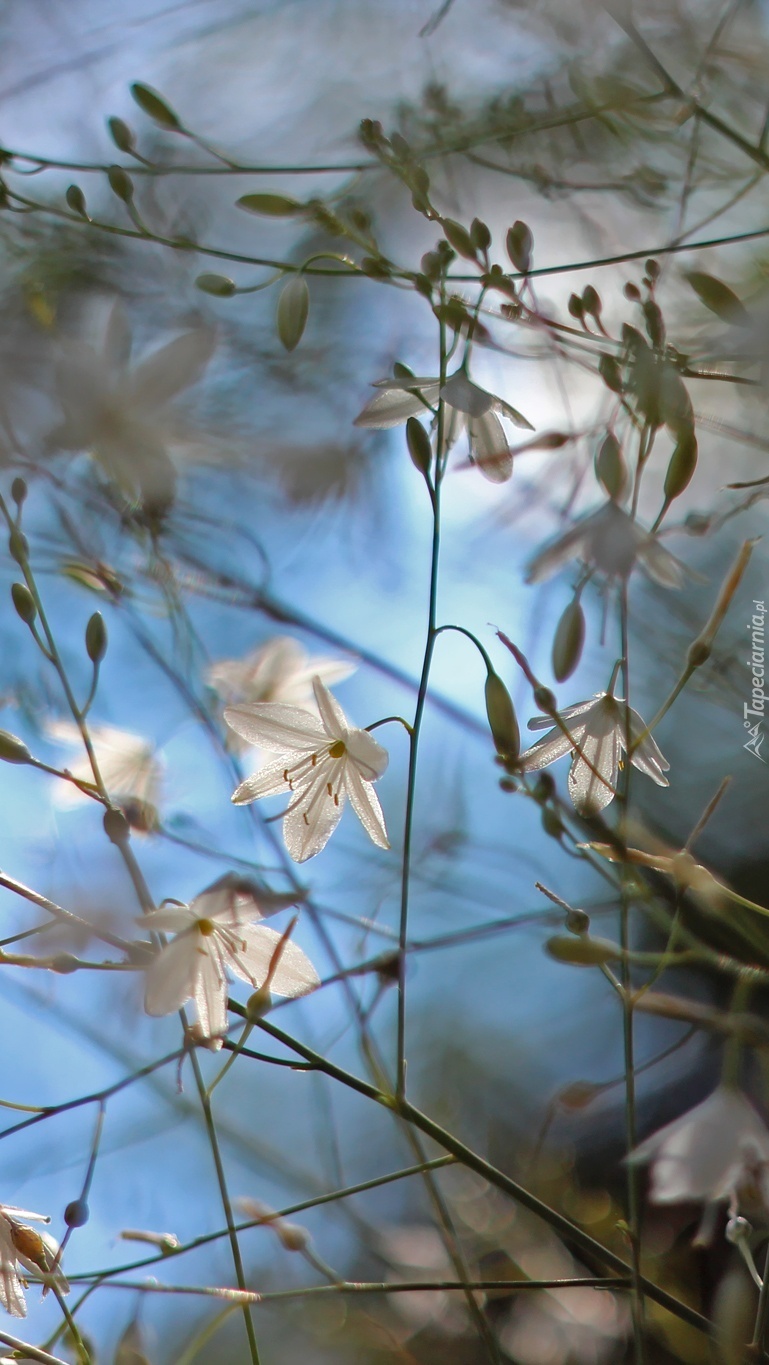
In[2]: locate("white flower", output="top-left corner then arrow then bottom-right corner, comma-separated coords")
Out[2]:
141,877 -> 320,1046
0,1205 -> 68,1319
48,300 -> 215,507
224,676 -> 389,862
47,720 -> 162,823
518,692 -> 669,815
629,1086 -> 769,1218
206,635 -> 355,723
526,501 -> 685,587
354,369 -> 533,483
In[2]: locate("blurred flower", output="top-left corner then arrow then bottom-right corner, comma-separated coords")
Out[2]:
519,693 -> 669,815
354,369 -> 533,483
526,501 -> 685,587
47,720 -> 162,829
206,635 -> 355,749
225,676 -> 389,862
140,878 -> 319,1046
0,1205 -> 68,1319
629,1086 -> 769,1226
47,300 -> 215,510
587,836 -> 726,912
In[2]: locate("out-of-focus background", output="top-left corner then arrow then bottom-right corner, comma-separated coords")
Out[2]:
1,1 -> 769,1360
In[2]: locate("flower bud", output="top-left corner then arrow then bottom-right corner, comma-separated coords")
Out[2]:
533,685 -> 556,716
405,417 -> 432,477
484,671 -> 520,762
64,1199 -> 89,1228
103,807 -> 130,844
598,354 -> 623,393
442,218 -> 477,261
545,934 -> 620,965
246,986 -> 272,1022
470,217 -> 491,252
11,477 -> 27,507
237,192 -> 301,217
664,426 -> 698,500
11,582 -> 36,625
582,285 -> 601,319
65,185 -> 88,218
8,528 -> 28,565
130,82 -> 182,131
594,431 -> 626,500
565,908 -> 590,935
275,1220 -> 309,1252
107,165 -> 134,203
506,220 -> 533,274
51,954 -> 79,974
85,611 -> 107,664
0,730 -> 32,765
276,276 -> 309,352
196,273 -> 236,297
551,599 -> 585,683
107,117 -> 136,153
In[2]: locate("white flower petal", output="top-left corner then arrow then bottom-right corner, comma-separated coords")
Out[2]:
144,934 -> 199,1017
224,703 -> 325,753
104,301 -> 132,370
140,903 -> 198,934
231,756 -> 295,805
344,727 -> 389,780
312,676 -> 347,738
192,947 -> 228,1042
283,768 -> 344,862
493,397 -> 534,430
525,522 -> 590,585
345,766 -> 390,849
569,727 -> 620,815
130,328 -> 215,409
638,537 -> 687,589
440,372 -> 494,418
353,385 -> 437,428
518,731 -> 575,770
468,410 -> 512,483
0,1254 -> 25,1319
229,924 -> 320,997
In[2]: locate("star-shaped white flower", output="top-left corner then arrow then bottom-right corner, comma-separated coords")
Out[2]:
518,692 -> 669,815
0,1205 -> 68,1319
629,1086 -> 769,1220
224,677 -> 389,862
141,878 -> 320,1046
48,300 -> 215,507
47,720 -> 162,823
354,369 -> 533,483
526,501 -> 685,588
206,635 -> 355,721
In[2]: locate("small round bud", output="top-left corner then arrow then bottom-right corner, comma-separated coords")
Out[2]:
533,685 -> 556,715
107,117 -> 136,153
103,807 -> 130,845
64,1199 -> 89,1228
623,283 -> 641,302
246,987 -> 272,1022
565,908 -> 590,935
499,775 -> 516,792
51,953 -> 79,974
687,640 -> 711,669
725,1215 -> 752,1246
196,273 -> 236,297
485,671 -> 520,762
107,164 -> 134,203
541,808 -> 564,840
11,477 -> 27,507
533,773 -> 555,803
65,185 -> 88,218
276,1220 -> 309,1252
552,599 -> 585,683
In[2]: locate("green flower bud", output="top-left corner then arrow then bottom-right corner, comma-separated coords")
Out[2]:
405,417 -> 432,477
130,82 -> 182,131
65,185 -> 88,218
276,275 -> 309,352
196,273 -> 236,297
107,165 -> 134,203
85,612 -> 107,664
0,730 -> 32,765
246,986 -> 272,1022
484,670 -> 520,761
506,220 -> 533,274
11,477 -> 27,507
64,1199 -> 89,1228
551,599 -> 585,683
11,582 -> 36,625
107,117 -> 136,153
545,934 -> 620,965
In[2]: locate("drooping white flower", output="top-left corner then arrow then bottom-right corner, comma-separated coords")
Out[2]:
629,1086 -> 769,1219
46,720 -> 162,824
140,877 -> 319,1046
518,692 -> 669,815
206,635 -> 355,717
0,1205 -> 68,1319
48,300 -> 215,507
224,677 -> 389,862
526,501 -> 686,588
354,369 -> 533,483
